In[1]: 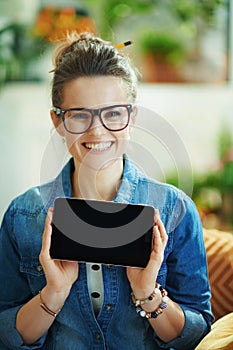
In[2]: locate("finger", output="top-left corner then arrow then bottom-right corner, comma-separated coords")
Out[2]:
154,210 -> 168,246
43,208 -> 53,239
153,224 -> 160,240
152,225 -> 162,253
157,220 -> 168,246
141,227 -> 161,268
154,209 -> 160,223
41,208 -> 53,258
47,207 -> 53,225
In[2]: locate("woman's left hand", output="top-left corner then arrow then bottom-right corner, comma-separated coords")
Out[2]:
126,210 -> 168,300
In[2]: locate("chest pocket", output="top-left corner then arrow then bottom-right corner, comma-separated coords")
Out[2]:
20,256 -> 46,294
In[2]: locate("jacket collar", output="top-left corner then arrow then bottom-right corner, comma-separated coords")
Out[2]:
42,154 -> 140,212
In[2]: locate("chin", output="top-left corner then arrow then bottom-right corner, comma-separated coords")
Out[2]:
75,150 -> 123,173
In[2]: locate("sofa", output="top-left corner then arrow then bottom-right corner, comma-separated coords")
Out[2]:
194,228 -> 233,350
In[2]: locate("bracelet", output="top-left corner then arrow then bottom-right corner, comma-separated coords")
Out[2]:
39,290 -> 62,318
134,286 -> 169,319
131,283 -> 161,306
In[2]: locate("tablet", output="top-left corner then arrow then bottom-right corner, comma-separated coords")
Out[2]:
50,198 -> 154,268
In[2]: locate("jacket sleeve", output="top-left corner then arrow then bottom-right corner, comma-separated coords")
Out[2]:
154,194 -> 214,350
0,205 -> 47,349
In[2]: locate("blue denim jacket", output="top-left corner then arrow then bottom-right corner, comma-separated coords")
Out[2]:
0,156 -> 213,350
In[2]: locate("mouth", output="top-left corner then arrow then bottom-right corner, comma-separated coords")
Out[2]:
82,141 -> 113,152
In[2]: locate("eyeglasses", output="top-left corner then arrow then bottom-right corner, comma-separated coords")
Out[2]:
52,104 -> 133,134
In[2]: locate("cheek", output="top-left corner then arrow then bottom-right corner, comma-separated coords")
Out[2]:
54,119 -> 65,137
114,129 -> 131,154
65,134 -> 82,152
117,128 -> 131,142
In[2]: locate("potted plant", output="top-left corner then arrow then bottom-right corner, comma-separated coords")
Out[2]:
139,30 -> 186,82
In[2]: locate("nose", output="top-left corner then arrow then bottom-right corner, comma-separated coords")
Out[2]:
87,112 -> 106,135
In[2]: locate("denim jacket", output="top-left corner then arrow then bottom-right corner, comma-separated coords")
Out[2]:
0,156 -> 213,350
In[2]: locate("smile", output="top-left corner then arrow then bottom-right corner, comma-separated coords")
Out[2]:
83,142 -> 113,151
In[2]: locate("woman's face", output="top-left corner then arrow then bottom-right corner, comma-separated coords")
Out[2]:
51,76 -> 135,171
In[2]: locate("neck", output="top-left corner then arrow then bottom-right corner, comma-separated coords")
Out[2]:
72,157 -> 123,201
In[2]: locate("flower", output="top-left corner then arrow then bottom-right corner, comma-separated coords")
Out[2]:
34,6 -> 96,42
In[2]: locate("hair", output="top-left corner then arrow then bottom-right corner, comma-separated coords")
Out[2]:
51,32 -> 138,107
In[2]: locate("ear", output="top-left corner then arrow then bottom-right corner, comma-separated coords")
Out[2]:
50,109 -> 65,137
129,106 -> 137,132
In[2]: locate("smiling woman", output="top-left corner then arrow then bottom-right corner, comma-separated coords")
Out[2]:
51,76 -> 135,178
0,32 -> 213,350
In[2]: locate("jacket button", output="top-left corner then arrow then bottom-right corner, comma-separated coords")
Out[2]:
91,264 -> 100,271
96,333 -> 101,340
106,304 -> 112,310
91,292 -> 101,298
37,265 -> 43,272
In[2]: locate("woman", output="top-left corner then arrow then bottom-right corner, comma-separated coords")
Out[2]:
0,32 -> 213,350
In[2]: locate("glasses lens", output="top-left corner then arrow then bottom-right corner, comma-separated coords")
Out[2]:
64,110 -> 92,133
101,106 -> 129,130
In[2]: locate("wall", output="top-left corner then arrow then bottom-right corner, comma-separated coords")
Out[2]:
1,81 -> 233,221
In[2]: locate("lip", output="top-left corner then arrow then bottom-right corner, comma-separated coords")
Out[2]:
82,141 -> 114,152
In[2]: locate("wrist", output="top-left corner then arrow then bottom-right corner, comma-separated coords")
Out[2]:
131,286 -> 157,301
39,290 -> 63,318
132,284 -> 169,319
140,296 -> 161,312
41,286 -> 69,312
45,283 -> 72,297
131,283 -> 161,306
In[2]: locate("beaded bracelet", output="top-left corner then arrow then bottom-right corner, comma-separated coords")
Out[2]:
134,286 -> 169,319
131,283 -> 161,306
39,290 -> 62,318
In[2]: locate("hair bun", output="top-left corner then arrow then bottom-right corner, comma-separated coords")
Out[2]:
52,32 -> 109,71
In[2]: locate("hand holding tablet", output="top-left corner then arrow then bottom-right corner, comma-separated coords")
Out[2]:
50,198 -> 154,268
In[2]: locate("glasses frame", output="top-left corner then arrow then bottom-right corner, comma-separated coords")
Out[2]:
52,104 -> 133,134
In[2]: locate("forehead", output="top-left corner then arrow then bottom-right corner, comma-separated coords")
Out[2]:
62,76 -> 128,108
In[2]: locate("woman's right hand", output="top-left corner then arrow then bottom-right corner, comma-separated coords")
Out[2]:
16,208 -> 79,345
39,208 -> 79,297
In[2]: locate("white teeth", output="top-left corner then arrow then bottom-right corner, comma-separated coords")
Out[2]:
84,142 -> 112,151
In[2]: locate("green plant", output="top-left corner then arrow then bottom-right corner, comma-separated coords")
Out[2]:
172,0 -> 226,25
140,31 -> 186,65
165,126 -> 233,229
84,0 -> 155,39
218,126 -> 233,160
0,25 -> 19,85
0,23 -> 47,85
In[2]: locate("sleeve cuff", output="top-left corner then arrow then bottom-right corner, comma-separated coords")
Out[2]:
153,307 -> 210,350
0,306 -> 47,349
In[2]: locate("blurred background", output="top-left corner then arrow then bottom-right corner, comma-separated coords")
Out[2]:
0,0 -> 233,230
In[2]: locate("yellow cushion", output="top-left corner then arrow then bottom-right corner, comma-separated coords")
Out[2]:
195,312 -> 233,350
203,229 -> 233,320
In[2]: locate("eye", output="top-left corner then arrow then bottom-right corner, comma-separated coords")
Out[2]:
69,111 -> 90,120
104,109 -> 121,119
